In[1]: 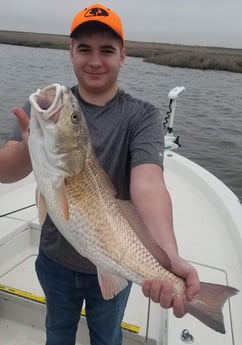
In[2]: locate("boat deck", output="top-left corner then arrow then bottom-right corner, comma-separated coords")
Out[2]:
1,151 -> 242,344
0,224 -> 156,344
0,175 -> 157,344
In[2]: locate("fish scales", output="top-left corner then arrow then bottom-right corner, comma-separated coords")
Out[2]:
67,156 -> 183,288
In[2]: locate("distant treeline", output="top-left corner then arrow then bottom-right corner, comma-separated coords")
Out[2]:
1,30 -> 242,73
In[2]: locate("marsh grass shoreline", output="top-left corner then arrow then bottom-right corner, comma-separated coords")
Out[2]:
1,30 -> 242,73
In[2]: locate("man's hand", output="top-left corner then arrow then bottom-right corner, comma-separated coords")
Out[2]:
0,107 -> 32,182
142,256 -> 200,318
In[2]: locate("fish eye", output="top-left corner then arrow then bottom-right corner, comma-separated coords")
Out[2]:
71,113 -> 79,123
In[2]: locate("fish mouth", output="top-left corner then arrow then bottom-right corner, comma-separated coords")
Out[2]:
37,86 -> 58,110
29,83 -> 66,122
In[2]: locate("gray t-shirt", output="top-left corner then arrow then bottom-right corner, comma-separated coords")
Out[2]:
9,86 -> 164,273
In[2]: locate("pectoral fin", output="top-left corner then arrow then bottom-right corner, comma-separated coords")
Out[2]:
97,269 -> 129,299
53,178 -> 70,221
36,189 -> 47,226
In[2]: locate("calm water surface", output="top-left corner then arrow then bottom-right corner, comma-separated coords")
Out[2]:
0,44 -> 241,201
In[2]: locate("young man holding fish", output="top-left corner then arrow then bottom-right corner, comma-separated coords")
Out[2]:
0,3 -> 202,345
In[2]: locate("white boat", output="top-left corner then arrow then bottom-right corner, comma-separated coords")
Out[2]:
1,87 -> 242,345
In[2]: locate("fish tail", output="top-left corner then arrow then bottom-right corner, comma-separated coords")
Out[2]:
185,282 -> 239,333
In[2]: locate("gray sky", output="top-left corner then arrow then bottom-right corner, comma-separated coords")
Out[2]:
1,0 -> 241,49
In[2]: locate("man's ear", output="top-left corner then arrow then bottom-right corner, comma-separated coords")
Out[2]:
120,47 -> 126,66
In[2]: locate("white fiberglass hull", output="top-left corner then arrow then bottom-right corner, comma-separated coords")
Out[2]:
0,151 -> 242,345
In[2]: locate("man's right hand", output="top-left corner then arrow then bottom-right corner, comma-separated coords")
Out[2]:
0,108 -> 32,183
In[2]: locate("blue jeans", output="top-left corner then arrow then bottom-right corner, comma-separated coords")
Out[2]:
35,250 -> 132,345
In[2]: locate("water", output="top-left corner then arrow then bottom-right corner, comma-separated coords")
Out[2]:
0,44 -> 241,201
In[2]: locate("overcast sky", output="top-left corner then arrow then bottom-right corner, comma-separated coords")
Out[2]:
0,0 -> 241,49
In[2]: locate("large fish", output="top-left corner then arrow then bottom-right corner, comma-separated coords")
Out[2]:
28,83 -> 238,334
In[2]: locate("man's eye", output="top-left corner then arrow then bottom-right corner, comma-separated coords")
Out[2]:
102,49 -> 115,54
79,49 -> 90,53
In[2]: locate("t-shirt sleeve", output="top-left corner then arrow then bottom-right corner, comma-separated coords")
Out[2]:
6,101 -> 31,142
130,102 -> 164,169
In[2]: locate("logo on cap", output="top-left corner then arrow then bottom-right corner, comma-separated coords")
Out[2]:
84,7 -> 109,18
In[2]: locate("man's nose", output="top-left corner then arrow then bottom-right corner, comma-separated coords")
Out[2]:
88,52 -> 102,67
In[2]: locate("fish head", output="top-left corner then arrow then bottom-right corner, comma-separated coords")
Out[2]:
29,83 -> 91,177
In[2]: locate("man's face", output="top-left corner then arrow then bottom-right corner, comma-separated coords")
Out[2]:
70,31 -> 126,95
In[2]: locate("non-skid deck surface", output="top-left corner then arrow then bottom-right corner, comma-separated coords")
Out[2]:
1,319 -> 47,345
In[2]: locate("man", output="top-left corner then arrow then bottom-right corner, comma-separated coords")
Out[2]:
0,3 -> 200,345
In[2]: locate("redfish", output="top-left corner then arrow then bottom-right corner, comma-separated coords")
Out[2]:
28,83 -> 238,334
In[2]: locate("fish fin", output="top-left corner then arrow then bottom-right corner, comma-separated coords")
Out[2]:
116,199 -> 171,270
92,154 -> 117,196
36,190 -> 47,226
185,282 -> 239,333
97,270 -> 129,300
53,179 -> 70,221
103,173 -> 116,195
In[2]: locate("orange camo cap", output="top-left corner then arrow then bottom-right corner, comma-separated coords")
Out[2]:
70,3 -> 124,44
